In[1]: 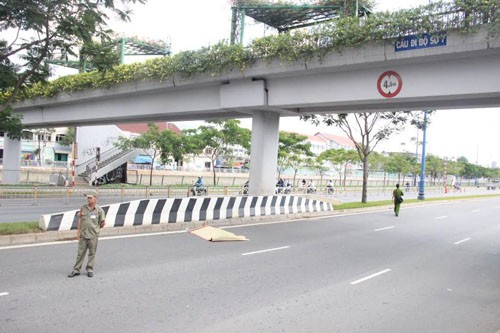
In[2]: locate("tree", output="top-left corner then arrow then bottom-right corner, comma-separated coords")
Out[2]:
368,151 -> 389,185
0,0 -> 146,138
31,128 -> 55,166
58,127 -> 75,146
385,152 -> 415,184
306,157 -> 330,188
426,155 -> 444,185
277,132 -> 313,186
79,40 -> 120,73
115,123 -> 174,186
187,120 -> 251,185
318,148 -> 359,188
305,111 -> 430,203
157,129 -> 185,167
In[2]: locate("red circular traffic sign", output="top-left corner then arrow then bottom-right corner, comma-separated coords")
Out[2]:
377,71 -> 403,98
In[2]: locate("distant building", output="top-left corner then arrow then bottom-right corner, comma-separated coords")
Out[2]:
116,123 -> 181,135
313,132 -> 356,152
307,135 -> 329,155
0,128 -> 71,167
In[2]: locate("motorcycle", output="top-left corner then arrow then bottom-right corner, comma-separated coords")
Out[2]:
191,182 -> 207,196
241,181 -> 249,195
306,185 -> 317,194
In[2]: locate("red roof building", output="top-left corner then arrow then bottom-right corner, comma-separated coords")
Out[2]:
116,122 -> 181,134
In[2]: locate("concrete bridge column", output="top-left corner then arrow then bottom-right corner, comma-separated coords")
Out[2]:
249,111 -> 280,196
3,135 -> 22,184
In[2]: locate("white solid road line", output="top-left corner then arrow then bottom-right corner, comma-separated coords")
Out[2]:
350,269 -> 392,285
454,237 -> 471,245
242,246 -> 290,256
435,216 -> 448,220
374,226 -> 395,232
0,230 -> 189,251
0,292 -> 9,297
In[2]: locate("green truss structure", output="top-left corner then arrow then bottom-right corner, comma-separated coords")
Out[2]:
230,0 -> 373,45
49,38 -> 171,72
117,37 -> 171,64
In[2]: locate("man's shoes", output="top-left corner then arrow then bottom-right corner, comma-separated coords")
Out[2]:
87,271 -> 94,278
68,271 -> 80,278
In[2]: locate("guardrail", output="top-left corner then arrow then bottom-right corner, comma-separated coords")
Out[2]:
0,184 -> 480,204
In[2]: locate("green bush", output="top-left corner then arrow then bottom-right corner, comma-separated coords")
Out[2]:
11,0 -> 500,103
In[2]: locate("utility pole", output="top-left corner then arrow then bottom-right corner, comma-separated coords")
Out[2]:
418,110 -> 430,200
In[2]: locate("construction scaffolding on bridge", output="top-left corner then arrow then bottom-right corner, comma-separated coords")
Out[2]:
230,0 -> 373,44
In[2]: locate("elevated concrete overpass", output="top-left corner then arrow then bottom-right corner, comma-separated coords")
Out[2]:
6,26 -> 500,194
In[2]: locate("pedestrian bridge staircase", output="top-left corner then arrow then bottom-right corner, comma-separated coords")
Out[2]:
76,147 -> 146,184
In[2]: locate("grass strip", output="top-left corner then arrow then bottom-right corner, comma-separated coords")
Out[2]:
333,194 -> 500,210
0,222 -> 41,235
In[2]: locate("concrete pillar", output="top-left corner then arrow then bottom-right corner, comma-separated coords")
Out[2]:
249,111 -> 280,196
3,135 -> 22,184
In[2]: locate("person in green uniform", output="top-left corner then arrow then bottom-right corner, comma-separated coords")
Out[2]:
68,190 -> 106,278
392,183 -> 404,217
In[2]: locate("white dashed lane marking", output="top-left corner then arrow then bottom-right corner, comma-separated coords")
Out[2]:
471,209 -> 480,213
374,226 -> 395,232
242,246 -> 290,256
350,269 -> 392,285
0,292 -> 9,297
454,238 -> 471,245
435,216 -> 448,220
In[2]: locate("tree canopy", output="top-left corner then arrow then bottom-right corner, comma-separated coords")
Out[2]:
4,0 -> 498,108
0,0 -> 146,138
306,111 -> 430,202
184,119 -> 251,185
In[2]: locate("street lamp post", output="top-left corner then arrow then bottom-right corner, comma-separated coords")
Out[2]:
418,110 -> 429,200
444,157 -> 448,193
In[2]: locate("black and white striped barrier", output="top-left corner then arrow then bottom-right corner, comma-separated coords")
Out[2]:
39,195 -> 333,231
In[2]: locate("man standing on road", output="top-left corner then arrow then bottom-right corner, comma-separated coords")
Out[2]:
68,190 -> 106,278
392,184 -> 404,217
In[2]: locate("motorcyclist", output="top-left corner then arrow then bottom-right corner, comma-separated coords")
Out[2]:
191,176 -> 205,195
283,179 -> 292,194
195,176 -> 204,188
242,180 -> 249,195
326,180 -> 334,194
275,178 -> 284,194
307,180 -> 317,194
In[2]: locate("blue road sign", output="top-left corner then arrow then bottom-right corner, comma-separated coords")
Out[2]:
395,33 -> 447,52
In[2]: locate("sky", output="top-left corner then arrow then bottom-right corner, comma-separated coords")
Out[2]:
107,0 -> 500,167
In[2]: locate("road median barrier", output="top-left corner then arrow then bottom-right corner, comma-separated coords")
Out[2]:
39,195 -> 333,232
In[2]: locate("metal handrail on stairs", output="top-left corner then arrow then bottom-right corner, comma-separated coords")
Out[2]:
78,147 -> 140,182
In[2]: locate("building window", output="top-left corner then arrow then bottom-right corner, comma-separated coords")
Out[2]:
38,134 -> 52,142
54,153 -> 68,162
55,134 -> 66,142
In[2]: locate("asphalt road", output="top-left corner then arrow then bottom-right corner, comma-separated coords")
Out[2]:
1,198 -> 500,332
0,196 -> 142,223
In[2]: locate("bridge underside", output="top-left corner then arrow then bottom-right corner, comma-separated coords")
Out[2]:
8,27 -> 500,194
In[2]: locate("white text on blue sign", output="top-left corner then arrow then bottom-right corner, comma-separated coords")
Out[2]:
395,33 -> 447,52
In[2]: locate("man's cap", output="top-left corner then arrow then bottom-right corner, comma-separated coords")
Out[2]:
85,190 -> 98,198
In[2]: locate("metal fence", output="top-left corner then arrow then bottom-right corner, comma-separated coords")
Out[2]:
0,166 -> 490,188
0,183 -> 491,206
